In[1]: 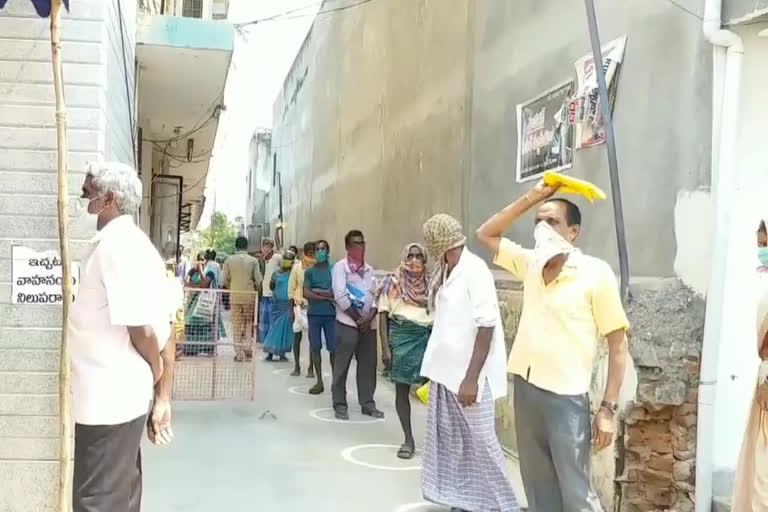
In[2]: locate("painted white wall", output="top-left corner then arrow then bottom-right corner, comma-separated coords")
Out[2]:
674,189 -> 715,296
711,21 -> 768,476
0,0 -> 136,509
104,0 -> 137,165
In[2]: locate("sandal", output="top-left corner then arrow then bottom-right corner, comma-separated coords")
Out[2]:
397,443 -> 414,460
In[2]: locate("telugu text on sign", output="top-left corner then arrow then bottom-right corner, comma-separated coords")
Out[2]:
11,246 -> 80,305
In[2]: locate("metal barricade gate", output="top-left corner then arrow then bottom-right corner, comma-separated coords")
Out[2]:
173,288 -> 259,401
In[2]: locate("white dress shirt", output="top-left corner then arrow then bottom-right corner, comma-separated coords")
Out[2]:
420,248 -> 507,401
68,216 -> 173,425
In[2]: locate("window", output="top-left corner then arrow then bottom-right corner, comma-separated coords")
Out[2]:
212,0 -> 228,20
182,0 -> 203,18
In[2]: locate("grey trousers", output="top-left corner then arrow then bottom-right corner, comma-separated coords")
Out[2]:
332,322 -> 377,411
513,376 -> 603,512
73,414 -> 146,512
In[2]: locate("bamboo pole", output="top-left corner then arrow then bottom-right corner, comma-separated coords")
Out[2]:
50,1 -> 73,510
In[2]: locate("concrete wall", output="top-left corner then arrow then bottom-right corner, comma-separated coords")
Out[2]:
710,20 -> 768,500
270,0 -> 712,283
469,0 -> 712,282
246,130 -> 271,226
0,1 -> 136,509
270,0 -> 472,262
104,0 -> 138,165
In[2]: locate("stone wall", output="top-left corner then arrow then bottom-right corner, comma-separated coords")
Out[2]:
619,280 -> 704,512
494,278 -> 523,455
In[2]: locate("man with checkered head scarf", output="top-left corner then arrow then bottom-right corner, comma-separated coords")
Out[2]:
419,214 -> 519,512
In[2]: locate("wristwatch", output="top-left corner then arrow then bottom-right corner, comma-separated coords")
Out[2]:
600,400 -> 618,414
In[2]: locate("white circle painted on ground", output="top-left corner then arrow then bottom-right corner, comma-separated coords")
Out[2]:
341,444 -> 422,471
287,385 -> 313,396
308,408 -> 384,424
393,503 -> 439,512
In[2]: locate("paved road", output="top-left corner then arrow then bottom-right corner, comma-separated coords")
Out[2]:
142,341 -> 525,512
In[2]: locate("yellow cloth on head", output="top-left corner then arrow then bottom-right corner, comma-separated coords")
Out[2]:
543,171 -> 606,203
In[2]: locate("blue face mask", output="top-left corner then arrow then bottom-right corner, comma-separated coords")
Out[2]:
759,247 -> 768,266
316,250 -> 328,264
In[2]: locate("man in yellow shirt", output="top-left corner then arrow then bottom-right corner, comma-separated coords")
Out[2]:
476,180 -> 629,512
288,242 -> 316,377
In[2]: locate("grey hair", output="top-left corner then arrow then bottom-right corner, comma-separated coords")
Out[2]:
86,161 -> 142,215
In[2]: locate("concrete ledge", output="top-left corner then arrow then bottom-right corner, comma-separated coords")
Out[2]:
0,438 -> 59,460
0,460 -> 58,512
0,83 -> 103,108
0,373 -> 58,394
0,416 -> 58,438
0,305 -> 62,329
0,349 -> 59,372
0,329 -> 64,350
0,172 -> 87,196
0,149 -> 97,172
0,394 -> 57,416
0,18 -> 103,43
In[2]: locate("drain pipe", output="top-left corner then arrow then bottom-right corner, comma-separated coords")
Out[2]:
696,1 -> 743,510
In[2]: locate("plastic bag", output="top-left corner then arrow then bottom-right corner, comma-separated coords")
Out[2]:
416,382 -> 430,405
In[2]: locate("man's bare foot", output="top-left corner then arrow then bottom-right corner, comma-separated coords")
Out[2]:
291,367 -> 301,376
306,368 -> 315,379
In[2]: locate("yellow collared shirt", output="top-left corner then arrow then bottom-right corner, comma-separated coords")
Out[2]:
288,261 -> 306,306
495,237 -> 629,396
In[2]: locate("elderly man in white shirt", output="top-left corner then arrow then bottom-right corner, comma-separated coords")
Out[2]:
419,214 -> 519,512
68,162 -> 178,512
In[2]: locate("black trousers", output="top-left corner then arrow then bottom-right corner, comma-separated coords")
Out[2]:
331,322 -> 378,411
73,414 -> 146,512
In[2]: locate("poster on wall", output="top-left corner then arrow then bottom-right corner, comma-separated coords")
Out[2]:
11,246 -> 79,305
516,80 -> 575,183
572,35 -> 627,149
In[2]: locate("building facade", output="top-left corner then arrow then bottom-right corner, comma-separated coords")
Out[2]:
267,0 -> 767,510
244,129 -> 272,251
0,0 -> 232,509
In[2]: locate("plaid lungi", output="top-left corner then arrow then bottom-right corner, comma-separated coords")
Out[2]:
422,382 -> 520,512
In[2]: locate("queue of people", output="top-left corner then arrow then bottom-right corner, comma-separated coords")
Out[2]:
227,178 -> 633,512
68,160 -> 634,512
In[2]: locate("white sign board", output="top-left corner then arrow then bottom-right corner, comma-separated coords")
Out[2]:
11,246 -> 80,305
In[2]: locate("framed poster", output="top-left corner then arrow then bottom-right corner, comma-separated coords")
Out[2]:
515,80 -> 575,183
572,35 -> 627,149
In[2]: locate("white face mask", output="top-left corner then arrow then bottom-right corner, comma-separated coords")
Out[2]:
72,196 -> 104,233
533,220 -> 574,266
